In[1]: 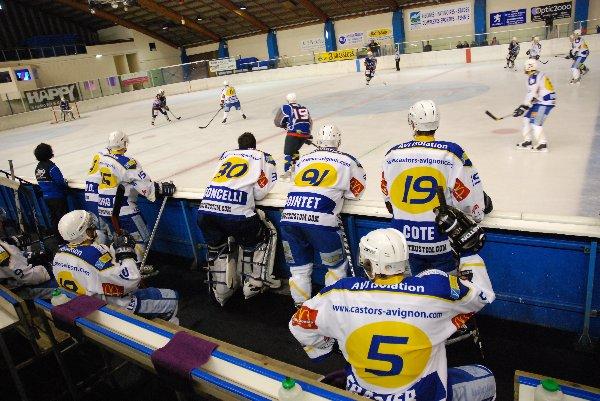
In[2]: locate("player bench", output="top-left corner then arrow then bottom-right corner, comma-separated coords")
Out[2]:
34,291 -> 363,401
515,370 -> 600,401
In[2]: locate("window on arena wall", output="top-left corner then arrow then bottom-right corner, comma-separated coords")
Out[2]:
149,42 -> 157,51
0,71 -> 12,83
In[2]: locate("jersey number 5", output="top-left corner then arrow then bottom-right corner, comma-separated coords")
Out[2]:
366,335 -> 408,376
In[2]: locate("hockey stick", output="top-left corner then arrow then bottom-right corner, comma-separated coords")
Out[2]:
167,109 -> 181,120
8,161 -> 25,232
484,110 -> 512,121
199,107 -> 223,129
139,195 -> 168,271
540,59 -> 549,64
337,215 -> 356,277
111,184 -> 125,235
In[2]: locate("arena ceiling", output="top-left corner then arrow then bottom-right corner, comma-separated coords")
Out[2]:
16,0 -> 455,48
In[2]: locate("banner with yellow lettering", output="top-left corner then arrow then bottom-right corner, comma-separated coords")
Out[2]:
316,49 -> 357,63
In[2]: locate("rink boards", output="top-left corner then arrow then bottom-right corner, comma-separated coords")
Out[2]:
515,371 -> 600,401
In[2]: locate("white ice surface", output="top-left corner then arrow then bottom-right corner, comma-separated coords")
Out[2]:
1,58 -> 599,217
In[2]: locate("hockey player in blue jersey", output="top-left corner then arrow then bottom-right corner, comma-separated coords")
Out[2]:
34,143 -> 68,233
289,207 -> 496,401
382,100 -> 492,274
53,210 -> 179,324
221,81 -> 247,123
280,125 -> 367,305
274,93 -> 313,181
96,131 -> 176,273
364,51 -> 377,85
151,93 -> 171,126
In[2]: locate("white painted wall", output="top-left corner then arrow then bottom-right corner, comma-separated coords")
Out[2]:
98,25 -> 133,42
130,31 -> 181,71
404,0 -> 475,45
588,0 -> 600,21
277,24 -> 324,57
228,34 -> 268,59
334,13 -> 394,48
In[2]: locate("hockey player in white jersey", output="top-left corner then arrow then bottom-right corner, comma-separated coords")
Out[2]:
0,234 -> 54,298
364,51 -> 378,85
97,131 -> 176,264
382,100 -> 491,274
513,60 -> 556,152
197,132 -> 279,306
53,210 -> 179,323
289,210 -> 496,401
280,125 -> 367,305
526,36 -> 541,60
566,30 -> 590,84
220,81 -> 247,124
151,93 -> 171,126
85,147 -> 111,244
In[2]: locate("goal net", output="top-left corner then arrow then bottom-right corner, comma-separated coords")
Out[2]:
51,103 -> 80,124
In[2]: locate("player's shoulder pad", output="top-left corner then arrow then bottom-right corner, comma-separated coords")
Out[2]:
414,269 -> 470,301
318,276 -> 367,296
111,154 -> 138,169
263,152 -> 276,166
334,150 -> 363,168
436,141 -> 472,167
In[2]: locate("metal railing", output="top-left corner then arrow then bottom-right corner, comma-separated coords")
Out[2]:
1,18 -> 598,119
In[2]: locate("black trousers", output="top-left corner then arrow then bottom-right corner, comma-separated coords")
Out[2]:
45,198 -> 68,234
395,59 -> 400,71
197,212 -> 266,248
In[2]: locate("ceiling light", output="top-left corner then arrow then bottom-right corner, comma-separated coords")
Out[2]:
197,16 -> 202,21
239,4 -> 247,10
123,6 -> 128,11
95,54 -> 103,58
162,26 -> 168,30
111,1 -> 118,9
90,7 -> 96,14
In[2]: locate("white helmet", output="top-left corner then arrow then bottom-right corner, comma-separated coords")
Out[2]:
359,228 -> 410,279
408,100 -> 440,132
314,125 -> 341,148
533,36 -> 540,42
367,51 -> 373,56
286,92 -> 297,103
223,80 -> 229,86
107,130 -> 129,150
58,210 -> 97,244
0,243 -> 9,265
573,29 -> 581,36
524,59 -> 538,73
157,89 -> 164,95
512,36 -> 517,42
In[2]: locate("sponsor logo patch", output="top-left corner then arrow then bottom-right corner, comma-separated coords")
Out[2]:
102,282 -> 125,296
257,170 -> 268,188
451,312 -> 475,329
292,306 -> 319,329
350,177 -> 365,197
452,178 -> 471,202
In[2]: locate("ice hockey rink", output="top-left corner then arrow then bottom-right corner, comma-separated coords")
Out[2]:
1,57 -> 599,218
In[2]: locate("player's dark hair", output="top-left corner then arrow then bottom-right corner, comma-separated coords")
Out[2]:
34,143 -> 53,161
238,132 -> 256,149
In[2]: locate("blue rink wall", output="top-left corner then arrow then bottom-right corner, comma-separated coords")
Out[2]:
1,184 -> 598,339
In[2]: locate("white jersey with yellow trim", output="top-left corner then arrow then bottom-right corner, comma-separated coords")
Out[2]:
280,149 -> 367,229
85,148 -> 109,210
571,37 -> 589,57
529,41 -> 541,58
289,254 -> 495,401
381,137 -> 485,257
524,71 -> 556,107
0,240 -> 51,288
220,86 -> 240,106
96,151 -> 157,217
199,148 -> 277,219
52,243 -> 140,307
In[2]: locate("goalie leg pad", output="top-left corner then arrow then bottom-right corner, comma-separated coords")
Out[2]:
207,241 -> 238,306
241,212 -> 280,299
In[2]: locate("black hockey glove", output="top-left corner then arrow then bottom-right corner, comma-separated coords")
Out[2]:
513,104 -> 529,117
526,50 -> 530,55
155,181 -> 176,196
483,191 -> 493,215
434,205 -> 485,256
113,231 -> 137,262
27,250 -> 52,267
535,55 -> 540,60
4,233 -> 31,249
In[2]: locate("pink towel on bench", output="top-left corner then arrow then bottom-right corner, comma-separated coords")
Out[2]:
151,331 -> 218,389
50,295 -> 107,327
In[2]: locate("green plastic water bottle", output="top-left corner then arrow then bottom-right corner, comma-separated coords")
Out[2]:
278,377 -> 303,400
534,378 -> 564,401
50,289 -> 70,306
